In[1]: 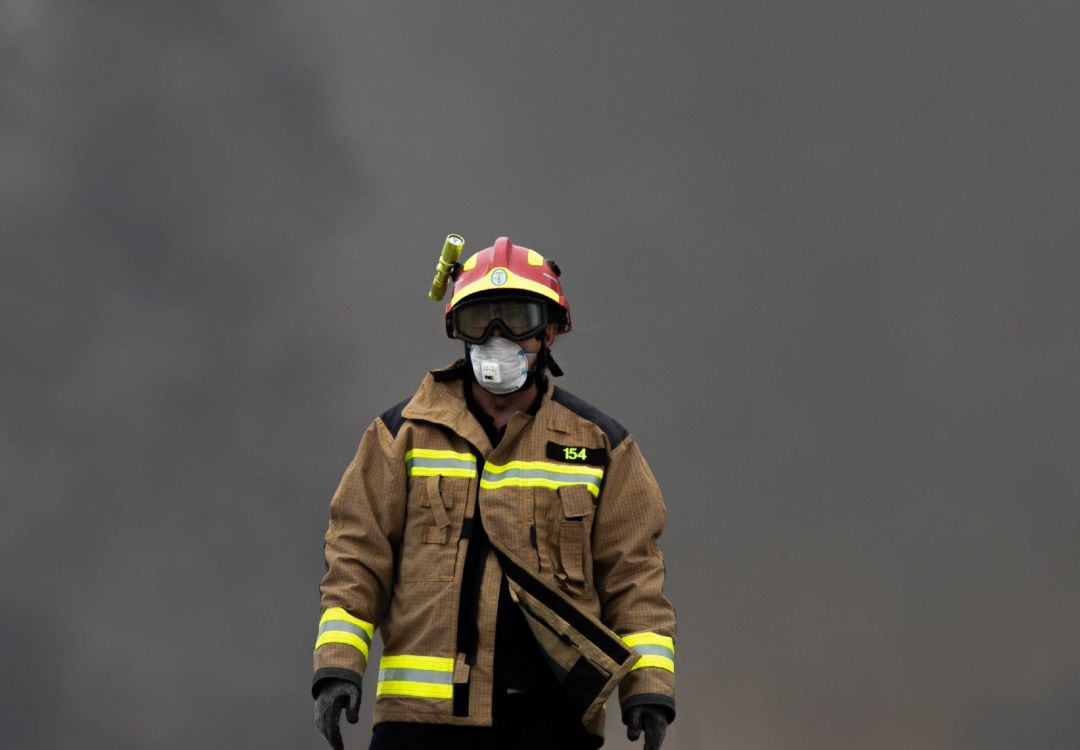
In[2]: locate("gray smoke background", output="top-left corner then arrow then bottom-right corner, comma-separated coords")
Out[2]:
3,1 -> 1079,748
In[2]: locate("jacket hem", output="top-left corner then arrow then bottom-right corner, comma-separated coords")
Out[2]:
373,707 -> 493,728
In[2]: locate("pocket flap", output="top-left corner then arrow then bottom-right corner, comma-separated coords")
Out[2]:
558,485 -> 594,518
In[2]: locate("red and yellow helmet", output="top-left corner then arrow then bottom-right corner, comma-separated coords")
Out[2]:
444,236 -> 571,338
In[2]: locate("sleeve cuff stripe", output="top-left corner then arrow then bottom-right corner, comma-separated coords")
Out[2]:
319,607 -> 375,637
621,632 -> 675,651
315,631 -> 371,659
318,620 -> 372,645
629,654 -> 675,673
631,643 -> 675,660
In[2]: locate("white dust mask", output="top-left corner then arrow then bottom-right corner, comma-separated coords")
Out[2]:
468,337 -> 534,395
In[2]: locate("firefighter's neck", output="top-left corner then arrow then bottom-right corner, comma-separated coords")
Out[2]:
469,381 -> 538,431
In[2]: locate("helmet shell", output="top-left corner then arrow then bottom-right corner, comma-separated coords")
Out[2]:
445,236 -> 571,337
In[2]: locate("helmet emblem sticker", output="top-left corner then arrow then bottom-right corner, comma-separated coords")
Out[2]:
490,268 -> 508,286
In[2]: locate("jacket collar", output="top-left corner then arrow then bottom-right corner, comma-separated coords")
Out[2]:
402,360 -> 556,458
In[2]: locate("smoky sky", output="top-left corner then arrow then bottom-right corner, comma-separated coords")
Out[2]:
3,2 -> 1079,748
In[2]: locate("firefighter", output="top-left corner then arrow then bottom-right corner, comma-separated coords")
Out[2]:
312,237 -> 676,749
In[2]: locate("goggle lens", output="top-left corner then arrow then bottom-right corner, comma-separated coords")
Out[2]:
453,299 -> 546,342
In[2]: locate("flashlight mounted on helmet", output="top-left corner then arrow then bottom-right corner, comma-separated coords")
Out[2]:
428,233 -> 465,301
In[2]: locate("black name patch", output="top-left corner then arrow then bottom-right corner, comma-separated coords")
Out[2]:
546,442 -> 607,466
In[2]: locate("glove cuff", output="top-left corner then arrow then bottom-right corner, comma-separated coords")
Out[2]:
621,694 -> 676,725
311,667 -> 363,699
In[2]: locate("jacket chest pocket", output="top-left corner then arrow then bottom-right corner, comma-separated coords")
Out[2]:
400,475 -> 469,582
549,485 -> 596,596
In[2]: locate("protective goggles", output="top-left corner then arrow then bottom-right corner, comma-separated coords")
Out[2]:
451,297 -> 548,344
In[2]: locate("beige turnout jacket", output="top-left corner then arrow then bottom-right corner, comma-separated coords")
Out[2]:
313,363 -> 676,740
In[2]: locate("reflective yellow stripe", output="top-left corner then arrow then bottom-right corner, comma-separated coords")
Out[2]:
379,655 -> 454,671
481,475 -> 601,497
410,466 -> 476,478
376,681 -> 454,699
314,608 -> 375,658
629,654 -> 675,673
482,460 -> 604,497
483,460 -> 603,478
315,630 -> 370,658
621,632 -> 674,651
376,655 -> 455,700
404,449 -> 476,463
319,607 -> 375,638
405,449 -> 477,478
622,632 -> 675,674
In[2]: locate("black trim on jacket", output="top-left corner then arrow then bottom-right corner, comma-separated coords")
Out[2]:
378,398 -> 411,439
551,388 -> 629,448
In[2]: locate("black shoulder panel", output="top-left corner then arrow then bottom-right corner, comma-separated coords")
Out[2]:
551,387 -> 630,448
378,397 -> 411,439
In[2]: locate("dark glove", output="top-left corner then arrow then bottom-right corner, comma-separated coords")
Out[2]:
313,678 -> 361,750
625,704 -> 669,750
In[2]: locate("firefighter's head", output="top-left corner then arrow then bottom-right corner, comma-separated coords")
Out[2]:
445,237 -> 569,394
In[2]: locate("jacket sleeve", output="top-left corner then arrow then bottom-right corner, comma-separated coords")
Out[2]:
591,435 -> 677,722
311,418 -> 406,696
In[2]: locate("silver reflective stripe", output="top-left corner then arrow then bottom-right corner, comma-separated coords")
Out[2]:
378,668 -> 453,684
482,468 -> 602,489
319,620 -> 372,645
406,457 -> 476,472
631,643 -> 675,660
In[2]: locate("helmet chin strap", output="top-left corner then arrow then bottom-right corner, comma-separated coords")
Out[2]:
540,345 -> 564,378
533,328 -> 564,379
